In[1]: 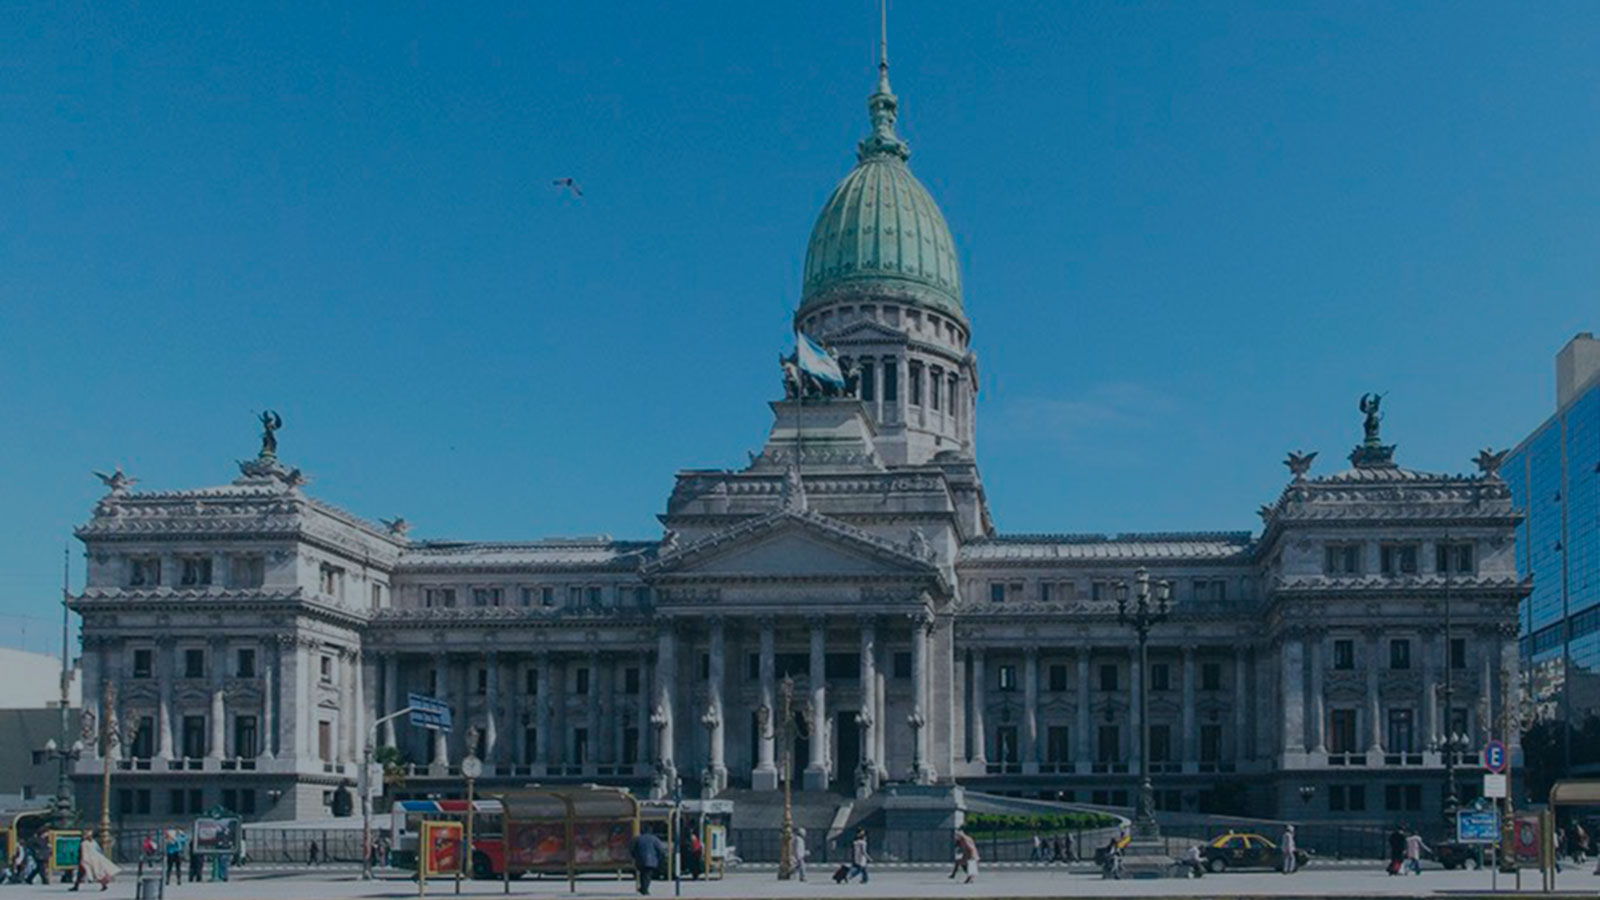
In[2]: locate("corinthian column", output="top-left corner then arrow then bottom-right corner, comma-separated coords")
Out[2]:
654,621 -> 677,792
706,618 -> 727,792
484,650 -> 500,767
430,653 -> 449,770
857,615 -> 878,792
909,610 -> 934,783
804,616 -> 828,790
1308,632 -> 1326,755
970,648 -> 987,767
1364,628 -> 1385,759
209,638 -> 226,760
1022,645 -> 1039,774
753,616 -> 777,790
1181,645 -> 1197,772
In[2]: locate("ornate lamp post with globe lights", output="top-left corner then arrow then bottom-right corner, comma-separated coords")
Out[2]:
1115,567 -> 1172,842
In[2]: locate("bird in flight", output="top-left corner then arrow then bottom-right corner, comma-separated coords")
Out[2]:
552,177 -> 583,198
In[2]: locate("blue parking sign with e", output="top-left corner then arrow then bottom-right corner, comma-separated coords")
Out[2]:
1483,740 -> 1507,773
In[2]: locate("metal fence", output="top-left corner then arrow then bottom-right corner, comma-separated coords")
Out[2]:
727,826 -> 1119,865
108,827 -> 368,866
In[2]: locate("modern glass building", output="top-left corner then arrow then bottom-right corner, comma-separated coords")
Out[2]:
1506,333 -> 1600,721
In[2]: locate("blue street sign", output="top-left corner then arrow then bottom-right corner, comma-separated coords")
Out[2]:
1457,809 -> 1500,844
407,693 -> 452,733
1483,739 -> 1508,774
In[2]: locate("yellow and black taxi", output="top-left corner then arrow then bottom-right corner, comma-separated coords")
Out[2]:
1200,832 -> 1310,873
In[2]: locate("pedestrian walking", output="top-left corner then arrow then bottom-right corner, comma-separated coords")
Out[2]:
1280,824 -> 1298,874
789,828 -> 807,882
1030,833 -> 1043,862
687,830 -> 704,880
1386,825 -> 1406,875
189,840 -> 204,883
1404,828 -> 1429,875
1181,844 -> 1206,879
164,829 -> 185,885
71,831 -> 120,893
307,839 -> 319,866
849,829 -> 870,883
953,828 -> 979,884
629,828 -> 666,896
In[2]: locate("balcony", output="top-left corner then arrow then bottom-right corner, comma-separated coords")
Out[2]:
1384,753 -> 1426,767
219,758 -> 257,771
1325,752 -> 1366,767
167,758 -> 204,772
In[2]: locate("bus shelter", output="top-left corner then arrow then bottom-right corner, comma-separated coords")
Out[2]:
1541,779 -> 1600,892
0,807 -> 52,873
495,786 -> 640,893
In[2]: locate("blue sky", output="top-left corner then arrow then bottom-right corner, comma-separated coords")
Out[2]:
2,1 -> 1597,636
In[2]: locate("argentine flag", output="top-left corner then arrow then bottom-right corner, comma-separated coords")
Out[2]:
796,331 -> 845,387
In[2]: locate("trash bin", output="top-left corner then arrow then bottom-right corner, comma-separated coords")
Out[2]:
136,875 -> 163,900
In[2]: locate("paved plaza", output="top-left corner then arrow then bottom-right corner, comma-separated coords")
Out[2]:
9,864 -> 1598,900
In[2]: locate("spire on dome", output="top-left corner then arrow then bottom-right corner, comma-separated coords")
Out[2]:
858,0 -> 910,162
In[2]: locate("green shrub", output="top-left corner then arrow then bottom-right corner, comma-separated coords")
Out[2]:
965,811 -> 1118,835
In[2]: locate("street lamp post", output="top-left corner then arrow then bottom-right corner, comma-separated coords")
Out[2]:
1115,567 -> 1171,842
1437,536 -> 1462,820
767,675 -> 809,881
43,738 -> 82,825
98,681 -> 122,862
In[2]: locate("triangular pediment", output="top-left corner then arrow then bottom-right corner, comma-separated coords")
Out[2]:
827,320 -> 908,345
646,510 -> 937,581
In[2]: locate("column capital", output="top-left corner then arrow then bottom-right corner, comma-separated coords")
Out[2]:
856,613 -> 878,630
805,613 -> 827,629
755,613 -> 777,629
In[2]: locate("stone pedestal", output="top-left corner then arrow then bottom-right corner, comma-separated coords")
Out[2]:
882,783 -> 966,863
1119,838 -> 1177,879
752,768 -> 779,791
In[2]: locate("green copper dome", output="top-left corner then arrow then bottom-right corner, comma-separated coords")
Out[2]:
800,64 -> 963,319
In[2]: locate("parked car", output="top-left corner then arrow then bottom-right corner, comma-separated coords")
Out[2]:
1201,832 -> 1310,873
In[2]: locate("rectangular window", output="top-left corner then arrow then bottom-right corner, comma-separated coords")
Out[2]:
568,586 -> 583,607
929,367 -> 941,411
575,667 -> 590,694
229,555 -> 264,588
623,727 -> 640,765
319,564 -> 343,598
572,728 -> 589,765
882,362 -> 898,401
524,668 -> 538,695
586,586 -> 603,606
473,588 -> 503,607
1148,725 -> 1172,762
1333,639 -> 1355,670
118,789 -> 134,817
1325,544 -> 1361,575
1449,637 -> 1467,670
1048,664 -> 1068,692
1201,662 -> 1222,691
133,649 -> 154,679
541,586 -> 555,607
1329,709 -> 1358,754
1150,663 -> 1170,692
520,587 -> 534,607
240,790 -> 256,815
892,652 -> 911,679
1039,582 -> 1054,604
1380,543 -> 1419,575
317,721 -> 332,760
824,653 -> 856,680
129,557 -> 161,587
170,789 -> 187,815
181,715 -> 206,759
989,583 -> 1006,603
1436,541 -> 1475,575
1096,726 -> 1120,762
236,648 -> 256,678
909,361 -> 923,406
234,716 -> 258,760
860,363 -> 875,401
995,726 -> 1019,763
184,648 -> 205,679
624,667 -> 641,695
1046,726 -> 1070,763
424,588 -> 456,608
523,728 -> 539,765
1387,708 -> 1415,753
179,556 -> 213,587
1389,639 -> 1411,670
1200,724 -> 1222,762
476,668 -> 488,695
997,664 -> 1017,692
136,789 -> 151,815
1099,664 -> 1119,692
131,717 -> 154,759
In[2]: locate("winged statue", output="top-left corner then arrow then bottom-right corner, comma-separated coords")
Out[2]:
93,466 -> 138,492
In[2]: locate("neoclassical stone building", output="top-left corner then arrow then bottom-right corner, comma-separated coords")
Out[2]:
71,57 -> 1527,825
